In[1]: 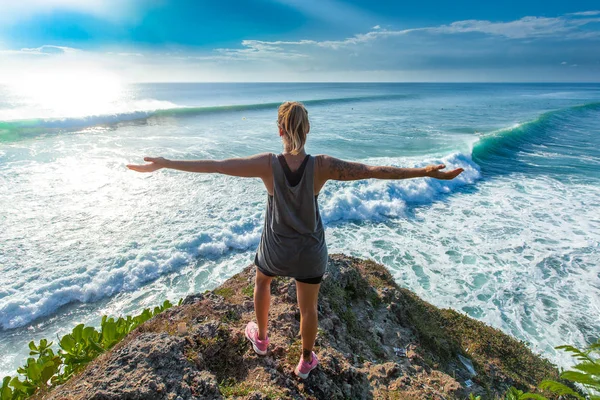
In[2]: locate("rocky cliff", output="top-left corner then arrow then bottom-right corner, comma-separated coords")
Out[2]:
40,254 -> 559,400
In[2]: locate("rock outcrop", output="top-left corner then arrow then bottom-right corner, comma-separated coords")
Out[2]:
41,254 -> 559,399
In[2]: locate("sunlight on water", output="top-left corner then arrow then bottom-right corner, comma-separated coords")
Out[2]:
5,69 -> 124,120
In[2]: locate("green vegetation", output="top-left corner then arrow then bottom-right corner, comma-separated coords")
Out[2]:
395,285 -> 560,391
220,309 -> 241,323
219,378 -> 284,399
500,339 -> 599,400
241,284 -> 254,297
466,340 -> 598,400
285,338 -> 303,367
320,267 -> 386,360
503,387 -> 547,399
1,299 -> 180,400
219,378 -> 252,397
213,287 -> 235,299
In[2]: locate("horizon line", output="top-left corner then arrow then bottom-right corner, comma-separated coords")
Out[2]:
99,81 -> 600,84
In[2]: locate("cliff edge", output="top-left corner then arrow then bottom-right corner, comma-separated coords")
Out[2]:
41,254 -> 558,400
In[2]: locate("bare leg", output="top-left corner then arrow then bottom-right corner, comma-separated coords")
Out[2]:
296,280 -> 321,362
254,268 -> 273,340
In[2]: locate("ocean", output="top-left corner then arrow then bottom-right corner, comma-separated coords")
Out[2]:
0,83 -> 599,376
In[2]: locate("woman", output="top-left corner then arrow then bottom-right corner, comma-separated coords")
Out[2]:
127,101 -> 463,379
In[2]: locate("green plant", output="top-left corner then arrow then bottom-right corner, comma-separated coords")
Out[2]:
1,299 -> 178,400
214,287 -> 234,299
538,340 -> 600,399
241,284 -> 254,297
58,324 -> 103,381
503,386 -> 546,399
220,309 -> 241,323
1,339 -> 62,399
219,378 -> 252,397
502,339 -> 599,400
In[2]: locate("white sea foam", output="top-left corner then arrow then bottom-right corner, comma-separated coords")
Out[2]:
321,152 -> 481,223
0,225 -> 266,329
0,150 -> 479,330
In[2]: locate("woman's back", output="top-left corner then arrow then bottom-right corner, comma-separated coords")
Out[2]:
271,153 -> 320,235
255,153 -> 328,281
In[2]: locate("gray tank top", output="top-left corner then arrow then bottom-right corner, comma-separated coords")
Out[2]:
255,153 -> 328,279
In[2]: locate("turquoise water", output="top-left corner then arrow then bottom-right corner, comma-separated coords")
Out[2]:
0,83 -> 599,375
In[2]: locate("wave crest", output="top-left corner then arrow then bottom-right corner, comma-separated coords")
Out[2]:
0,94 -> 414,142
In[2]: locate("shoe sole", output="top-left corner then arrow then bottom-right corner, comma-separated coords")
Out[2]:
294,364 -> 316,379
244,330 -> 267,356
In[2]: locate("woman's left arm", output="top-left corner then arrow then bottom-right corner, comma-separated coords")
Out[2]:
126,153 -> 271,178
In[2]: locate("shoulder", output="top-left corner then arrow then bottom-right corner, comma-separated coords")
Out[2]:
314,154 -> 333,167
313,154 -> 336,179
314,154 -> 348,171
246,152 -> 273,161
244,152 -> 274,167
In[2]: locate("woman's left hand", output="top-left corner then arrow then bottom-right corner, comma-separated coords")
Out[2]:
424,164 -> 464,180
126,157 -> 168,173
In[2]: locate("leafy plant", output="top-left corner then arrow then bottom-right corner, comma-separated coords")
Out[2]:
503,386 -> 546,399
1,299 -> 178,400
537,340 -> 600,400
502,339 -> 600,400
2,339 -> 62,399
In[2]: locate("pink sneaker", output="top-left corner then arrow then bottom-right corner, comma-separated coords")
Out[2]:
245,321 -> 269,355
294,351 -> 318,379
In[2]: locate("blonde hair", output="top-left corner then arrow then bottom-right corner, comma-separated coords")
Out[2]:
277,101 -> 310,155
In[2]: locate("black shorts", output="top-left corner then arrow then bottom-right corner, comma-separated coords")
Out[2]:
254,254 -> 323,284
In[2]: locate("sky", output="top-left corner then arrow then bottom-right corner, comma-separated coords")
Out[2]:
0,0 -> 599,82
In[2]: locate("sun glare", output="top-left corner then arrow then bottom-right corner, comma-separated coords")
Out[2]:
10,69 -> 124,119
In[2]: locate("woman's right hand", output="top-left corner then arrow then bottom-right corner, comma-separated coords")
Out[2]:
126,157 -> 169,173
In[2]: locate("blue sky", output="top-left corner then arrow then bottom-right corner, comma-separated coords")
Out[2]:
0,0 -> 599,82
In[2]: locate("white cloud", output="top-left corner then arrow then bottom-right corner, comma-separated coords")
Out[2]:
0,11 -> 599,83
186,40 -> 314,62
0,45 -> 79,56
176,11 -> 600,81
206,11 -> 600,60
568,11 -> 600,16
430,15 -> 600,39
106,52 -> 145,57
209,29 -> 414,56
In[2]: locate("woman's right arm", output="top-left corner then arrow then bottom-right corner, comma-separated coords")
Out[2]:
316,155 -> 464,183
126,153 -> 271,178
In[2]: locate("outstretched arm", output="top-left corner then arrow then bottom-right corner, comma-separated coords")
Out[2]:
126,153 -> 271,178
317,155 -> 464,182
